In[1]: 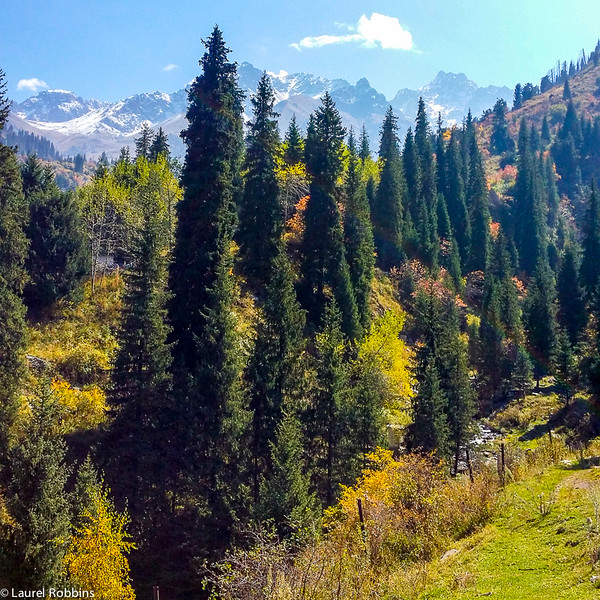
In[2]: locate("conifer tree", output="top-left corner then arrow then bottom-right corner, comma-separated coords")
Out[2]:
402,127 -> 421,223
541,116 -> 552,147
0,69 -> 10,130
563,78 -> 572,100
414,97 -> 437,212
148,127 -> 170,162
283,115 -> 303,165
359,124 -> 370,162
557,244 -> 586,345
406,357 -> 449,457
514,119 -> 547,275
168,26 -> 249,566
445,129 -> 471,269
372,107 -> 404,269
466,135 -> 491,272
300,93 -> 360,339
23,162 -> 89,309
478,277 -> 506,397
305,301 -> 348,505
238,73 -> 282,283
135,122 -> 154,159
436,114 -> 447,195
258,411 -> 318,536
0,72 -> 28,467
490,98 -> 514,154
437,297 -> 474,471
344,130 -> 375,330
109,205 -> 173,513
581,181 -> 600,299
524,259 -> 558,387
2,382 -> 71,589
248,250 -> 306,504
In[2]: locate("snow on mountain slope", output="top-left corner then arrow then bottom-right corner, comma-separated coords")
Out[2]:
8,65 -> 511,159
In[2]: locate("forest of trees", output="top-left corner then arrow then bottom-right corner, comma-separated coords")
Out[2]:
1,28 -> 600,599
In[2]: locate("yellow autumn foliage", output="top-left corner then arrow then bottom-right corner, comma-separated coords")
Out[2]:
64,484 -> 135,600
51,379 -> 107,432
356,309 -> 414,432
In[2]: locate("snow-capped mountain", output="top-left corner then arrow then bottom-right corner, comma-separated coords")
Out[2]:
392,71 -> 512,125
6,64 -> 511,159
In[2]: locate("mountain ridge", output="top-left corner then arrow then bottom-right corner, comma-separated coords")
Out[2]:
6,63 -> 512,159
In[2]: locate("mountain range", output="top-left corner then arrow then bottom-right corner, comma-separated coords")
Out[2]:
6,62 -> 512,159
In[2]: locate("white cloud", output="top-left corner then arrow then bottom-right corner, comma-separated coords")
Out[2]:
17,78 -> 48,92
162,63 -> 179,72
291,13 -> 413,51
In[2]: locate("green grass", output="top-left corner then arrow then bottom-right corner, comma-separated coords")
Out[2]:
416,465 -> 600,600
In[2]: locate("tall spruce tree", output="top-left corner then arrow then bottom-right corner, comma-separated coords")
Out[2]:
238,72 -> 282,283
135,122 -> 154,159
283,115 -> 303,165
168,26 -> 249,572
581,181 -> 600,299
524,259 -> 558,387
23,161 -> 89,310
1,382 -> 71,589
308,300 -> 349,505
514,118 -> 547,276
300,93 -> 360,339
557,244 -> 586,345
343,130 -> 375,330
0,71 -> 28,471
258,411 -> 318,536
466,134 -> 491,272
445,129 -> 471,269
372,107 -> 404,269
148,127 -> 170,162
248,250 -> 306,505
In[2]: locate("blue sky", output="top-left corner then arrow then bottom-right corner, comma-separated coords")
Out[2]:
2,0 -> 600,102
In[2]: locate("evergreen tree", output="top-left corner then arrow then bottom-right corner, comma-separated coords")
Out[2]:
23,162 -> 89,309
283,114 -> 303,165
238,73 -> 282,283
580,181 -> 600,299
248,250 -> 306,504
541,116 -> 551,147
513,83 -> 523,110
258,411 -> 318,536
135,122 -> 154,159
300,93 -> 360,339
445,129 -> 471,269
1,382 -> 71,589
109,206 -> 173,512
466,134 -> 491,272
524,259 -> 558,387
438,298 -> 475,472
414,98 -> 437,210
557,244 -> 586,345
490,98 -> 514,154
308,301 -> 349,505
478,277 -> 506,398
406,357 -> 449,457
372,107 -> 404,269
168,26 -> 249,573
344,130 -> 375,330
402,127 -> 420,224
0,69 -> 10,130
359,124 -> 370,162
148,127 -> 170,162
563,78 -> 572,100
514,119 -> 547,275
0,72 -> 28,470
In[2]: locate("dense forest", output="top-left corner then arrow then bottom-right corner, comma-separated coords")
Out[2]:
1,27 -> 600,599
